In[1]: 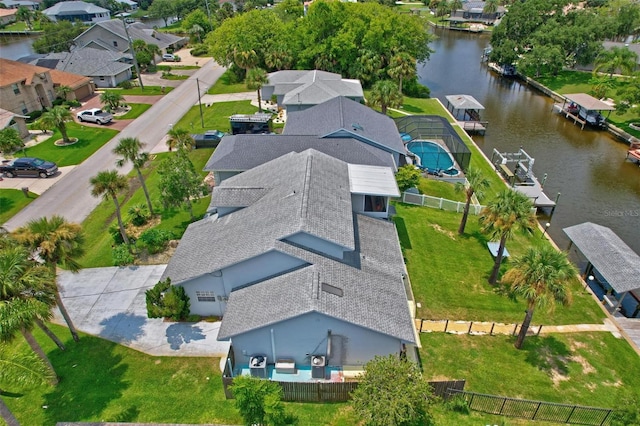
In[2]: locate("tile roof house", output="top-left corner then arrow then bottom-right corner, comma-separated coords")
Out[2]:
20,47 -> 133,88
0,8 -> 18,25
74,20 -> 187,55
161,149 -> 415,375
0,58 -> 55,115
263,70 -> 364,112
43,1 -> 110,24
205,96 -> 407,184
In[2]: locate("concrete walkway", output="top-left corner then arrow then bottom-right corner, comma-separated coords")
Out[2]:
55,265 -> 230,357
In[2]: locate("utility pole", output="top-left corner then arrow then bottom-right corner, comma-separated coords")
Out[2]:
204,0 -> 213,31
197,78 -> 204,128
121,17 -> 144,90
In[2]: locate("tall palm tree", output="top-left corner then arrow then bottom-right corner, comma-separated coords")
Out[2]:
449,0 -> 463,15
387,53 -> 416,95
16,6 -> 33,29
90,171 -> 130,245
502,246 -> 576,349
55,85 -> 73,101
40,106 -> 73,144
368,80 -> 403,115
483,0 -> 499,15
12,216 -> 84,342
233,48 -> 258,70
0,345 -> 56,425
479,189 -> 536,285
594,47 -> 638,78
100,91 -> 124,112
455,167 -> 490,235
113,137 -> 154,215
166,127 -> 195,152
245,68 -> 269,112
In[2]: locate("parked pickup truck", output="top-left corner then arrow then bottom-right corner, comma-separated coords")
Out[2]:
1,157 -> 58,178
191,130 -> 226,148
76,108 -> 113,125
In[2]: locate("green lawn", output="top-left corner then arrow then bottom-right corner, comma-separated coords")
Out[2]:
117,103 -> 152,120
208,70 -> 250,95
420,332 -> 640,408
104,86 -> 171,96
174,100 -> 258,133
161,74 -> 189,81
19,123 -> 118,167
535,70 -> 640,138
0,189 -> 37,225
418,176 -> 466,201
77,149 -> 214,268
394,203 -> 605,324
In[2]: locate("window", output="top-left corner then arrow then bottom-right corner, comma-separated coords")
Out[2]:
195,291 -> 216,302
364,195 -> 387,213
113,41 -> 118,47
20,102 -> 27,114
12,83 -> 20,95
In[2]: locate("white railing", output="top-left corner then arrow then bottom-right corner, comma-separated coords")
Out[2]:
402,192 -> 484,215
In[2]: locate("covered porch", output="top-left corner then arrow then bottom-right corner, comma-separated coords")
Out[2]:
445,94 -> 488,134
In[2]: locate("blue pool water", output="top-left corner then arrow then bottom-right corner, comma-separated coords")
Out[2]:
407,141 -> 458,175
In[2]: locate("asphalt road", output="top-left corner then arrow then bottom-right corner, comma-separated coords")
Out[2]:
3,60 -> 226,231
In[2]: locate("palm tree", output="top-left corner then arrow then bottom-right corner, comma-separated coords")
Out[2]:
449,0 -> 463,15
483,0 -> 499,15
12,216 -> 85,342
166,127 -> 195,152
368,80 -> 403,115
265,50 -> 292,71
479,189 -> 536,285
16,6 -> 33,29
233,48 -> 258,70
245,68 -> 269,112
0,345 -> 56,425
40,106 -> 73,144
100,91 -> 124,112
357,50 -> 384,86
90,170 -> 130,245
387,53 -> 416,95
502,246 -> 576,349
55,85 -> 73,101
594,47 -> 638,78
113,137 -> 154,215
455,167 -> 490,235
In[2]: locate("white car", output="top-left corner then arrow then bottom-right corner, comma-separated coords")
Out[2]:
162,53 -> 180,62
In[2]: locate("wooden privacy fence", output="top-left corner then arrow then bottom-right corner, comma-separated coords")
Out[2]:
416,318 -> 543,336
222,376 -> 466,402
451,390 -> 614,426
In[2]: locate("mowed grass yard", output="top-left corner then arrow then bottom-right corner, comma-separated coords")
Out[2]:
174,100 -> 258,134
0,189 -> 37,224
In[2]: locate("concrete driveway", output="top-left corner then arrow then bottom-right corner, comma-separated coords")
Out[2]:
0,165 -> 75,195
55,265 -> 230,357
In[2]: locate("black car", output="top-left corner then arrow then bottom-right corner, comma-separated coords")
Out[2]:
190,130 -> 226,149
0,157 -> 58,178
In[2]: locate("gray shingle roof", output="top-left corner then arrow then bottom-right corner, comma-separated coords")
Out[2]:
28,48 -> 132,77
204,134 -> 396,173
44,1 -> 109,15
162,149 -> 354,284
75,20 -> 186,51
217,213 -> 415,343
268,70 -> 342,85
564,222 -> 640,293
211,187 -> 271,207
283,96 -> 405,155
281,79 -> 363,106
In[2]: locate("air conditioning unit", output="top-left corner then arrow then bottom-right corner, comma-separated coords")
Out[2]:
311,355 -> 325,379
249,355 -> 267,378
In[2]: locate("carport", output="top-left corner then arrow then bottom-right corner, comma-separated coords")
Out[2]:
564,222 -> 640,317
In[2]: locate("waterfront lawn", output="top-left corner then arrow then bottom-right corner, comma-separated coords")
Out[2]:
0,189 -> 37,224
394,203 -> 605,324
208,70 -> 250,95
174,100 -> 258,134
117,103 -> 152,120
77,149 -> 213,268
418,177 -> 466,201
105,86 -> 170,96
420,332 -> 640,408
20,123 -> 118,167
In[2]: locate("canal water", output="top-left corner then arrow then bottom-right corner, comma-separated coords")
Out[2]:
418,28 -> 640,255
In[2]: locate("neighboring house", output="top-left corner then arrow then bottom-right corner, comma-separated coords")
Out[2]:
0,58 -> 55,115
0,8 -> 18,25
48,68 -> 93,100
0,107 -> 29,139
74,20 -> 187,56
449,1 -> 506,25
1,0 -> 39,10
119,0 -> 138,10
42,1 -> 110,24
263,70 -> 364,112
205,96 -> 406,184
602,41 -> 640,70
20,47 -> 133,88
161,149 -> 415,374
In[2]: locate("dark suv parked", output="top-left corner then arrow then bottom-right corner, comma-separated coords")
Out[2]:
0,157 -> 58,178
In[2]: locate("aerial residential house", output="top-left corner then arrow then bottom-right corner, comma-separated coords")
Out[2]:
20,47 -> 133,88
161,149 -> 416,379
205,96 -> 407,184
1,0 -> 39,10
262,70 -> 364,112
74,20 -> 187,57
0,59 -> 55,115
0,8 -> 18,25
448,1 -> 506,26
42,1 -> 110,24
118,0 -> 138,10
0,108 -> 29,139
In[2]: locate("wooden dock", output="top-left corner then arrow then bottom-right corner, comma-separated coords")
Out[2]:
457,120 -> 487,135
553,104 -> 586,129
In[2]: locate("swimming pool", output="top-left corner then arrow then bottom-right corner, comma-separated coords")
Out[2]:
407,141 -> 460,176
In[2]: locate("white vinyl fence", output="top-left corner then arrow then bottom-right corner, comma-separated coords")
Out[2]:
401,192 -> 484,215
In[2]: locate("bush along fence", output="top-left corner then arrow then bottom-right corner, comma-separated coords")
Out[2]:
451,390 -> 614,426
415,318 -> 543,337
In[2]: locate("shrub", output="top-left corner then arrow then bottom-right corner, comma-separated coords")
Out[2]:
26,110 -> 43,123
147,64 -> 157,73
404,77 -> 430,98
118,80 -> 133,89
444,395 -> 470,414
109,224 -> 134,245
66,99 -> 81,108
128,204 -> 150,226
145,278 -> 191,321
157,65 -> 171,71
0,127 -> 25,154
112,244 -> 134,266
190,44 -> 209,56
138,228 -> 173,254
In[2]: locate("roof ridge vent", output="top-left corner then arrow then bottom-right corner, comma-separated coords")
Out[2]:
321,282 -> 343,297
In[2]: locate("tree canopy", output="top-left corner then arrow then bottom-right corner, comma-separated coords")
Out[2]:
32,20 -> 85,54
